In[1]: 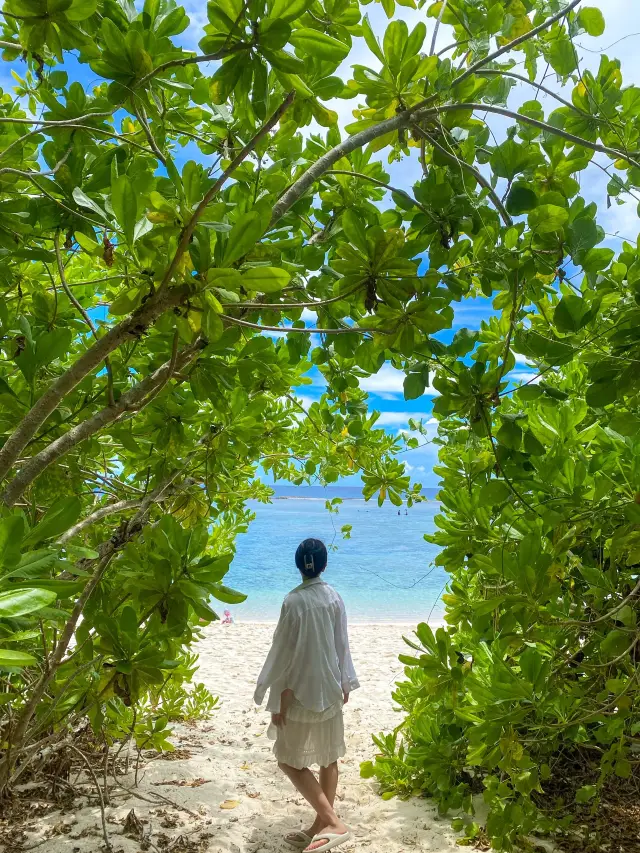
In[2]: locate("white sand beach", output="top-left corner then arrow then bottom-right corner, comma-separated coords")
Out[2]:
19,623 -> 459,853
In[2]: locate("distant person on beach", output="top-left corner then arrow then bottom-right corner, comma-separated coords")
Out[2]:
254,537 -> 358,853
221,609 -> 233,625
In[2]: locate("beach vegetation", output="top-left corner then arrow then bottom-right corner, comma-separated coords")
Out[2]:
0,0 -> 638,847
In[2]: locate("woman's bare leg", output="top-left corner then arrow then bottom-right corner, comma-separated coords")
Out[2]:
278,762 -> 347,847
319,762 -> 338,807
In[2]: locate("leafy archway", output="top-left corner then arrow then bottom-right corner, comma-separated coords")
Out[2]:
0,1 -> 638,842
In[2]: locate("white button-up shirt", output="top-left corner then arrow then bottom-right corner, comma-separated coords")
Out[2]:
254,577 -> 360,713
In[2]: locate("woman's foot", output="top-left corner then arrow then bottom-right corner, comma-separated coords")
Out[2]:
304,820 -> 349,852
285,830 -> 312,849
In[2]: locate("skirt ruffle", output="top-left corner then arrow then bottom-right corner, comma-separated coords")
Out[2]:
268,700 -> 345,770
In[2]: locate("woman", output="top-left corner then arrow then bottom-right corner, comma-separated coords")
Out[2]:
254,538 -> 359,853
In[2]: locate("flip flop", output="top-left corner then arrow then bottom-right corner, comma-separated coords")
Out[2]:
304,830 -> 351,852
285,830 -> 313,849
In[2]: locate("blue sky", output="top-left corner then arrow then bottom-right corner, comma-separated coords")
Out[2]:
2,0 -> 638,488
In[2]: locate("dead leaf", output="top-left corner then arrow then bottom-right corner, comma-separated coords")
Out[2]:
247,792 -> 260,799
219,800 -> 240,810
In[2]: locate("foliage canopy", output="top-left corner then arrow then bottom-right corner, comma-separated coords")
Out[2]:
0,0 -> 639,847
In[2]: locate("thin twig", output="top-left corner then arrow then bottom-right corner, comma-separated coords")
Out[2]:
66,743 -> 112,851
220,315 -> 385,335
54,232 -> 115,407
454,0 -> 583,88
134,105 -> 167,166
430,0 -> 448,56
413,124 -> 513,227
156,91 -> 295,295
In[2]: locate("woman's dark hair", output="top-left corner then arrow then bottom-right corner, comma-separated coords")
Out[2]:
295,538 -> 327,578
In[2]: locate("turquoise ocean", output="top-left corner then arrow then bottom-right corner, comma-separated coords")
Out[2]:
223,487 -> 448,623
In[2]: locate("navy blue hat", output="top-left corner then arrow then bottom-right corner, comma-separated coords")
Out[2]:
295,538 -> 327,578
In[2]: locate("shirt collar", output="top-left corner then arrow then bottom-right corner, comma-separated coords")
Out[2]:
296,576 -> 325,589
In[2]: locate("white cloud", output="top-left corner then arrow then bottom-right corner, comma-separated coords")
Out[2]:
510,372 -> 542,385
359,364 -> 436,398
374,411 -> 433,426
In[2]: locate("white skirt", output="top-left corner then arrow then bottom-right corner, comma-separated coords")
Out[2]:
268,699 -> 345,770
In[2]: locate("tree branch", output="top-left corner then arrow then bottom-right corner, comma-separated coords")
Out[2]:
54,232 -> 116,407
1,339 -> 204,507
430,103 -> 640,169
221,315 -> 384,335
324,169 -> 432,216
133,105 -> 167,167
474,68 -> 594,118
454,0 -> 583,88
58,500 -> 142,545
0,283 -> 190,486
270,109 -> 420,226
412,124 -> 513,227
156,90 -> 295,294
429,0 -> 449,56
136,42 -> 250,88
0,142 -> 73,178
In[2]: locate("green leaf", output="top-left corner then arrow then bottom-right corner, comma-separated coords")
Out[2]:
505,183 -> 538,215
362,14 -> 384,63
601,629 -> 630,660
528,205 -> 569,234
548,36 -> 577,76
241,267 -> 291,293
24,497 -> 82,546
578,7 -> 605,36
581,247 -> 614,274
14,579 -> 86,597
575,784 -> 597,804
289,28 -> 349,63
496,420 -> 522,450
490,140 -> 532,181
35,328 -> 72,368
586,380 -> 617,407
479,480 -> 510,506
403,373 -> 425,400
360,760 -> 375,779
341,210 -> 368,253
72,187 -> 108,220
209,54 -> 245,104
383,20 -> 408,76
222,210 -> 267,266
614,759 -> 631,779
519,647 -> 545,688
269,0 -> 312,21
259,18 -> 291,51
66,0 -> 98,22
0,516 -> 24,569
112,175 -> 137,246
566,219 -> 598,267
0,587 -> 56,617
209,584 -> 247,604
0,648 -> 38,668
554,295 -> 590,333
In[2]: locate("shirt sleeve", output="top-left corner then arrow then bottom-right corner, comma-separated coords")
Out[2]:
334,595 -> 360,693
254,600 -> 298,706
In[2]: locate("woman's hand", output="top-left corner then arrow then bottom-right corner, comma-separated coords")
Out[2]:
273,688 -> 294,728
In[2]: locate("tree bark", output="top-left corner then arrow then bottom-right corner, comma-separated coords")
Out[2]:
0,284 -> 190,486
1,339 -> 204,507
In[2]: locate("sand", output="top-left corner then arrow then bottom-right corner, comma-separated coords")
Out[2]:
17,623 -> 460,853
